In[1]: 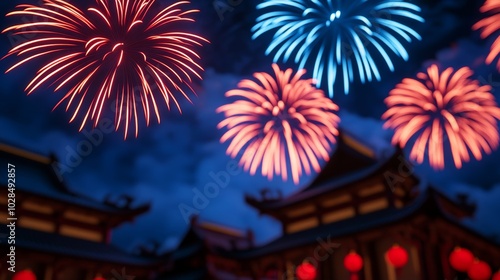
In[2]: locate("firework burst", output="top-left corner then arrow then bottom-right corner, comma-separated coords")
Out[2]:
217,64 -> 340,184
383,64 -> 500,170
474,0 -> 500,71
3,0 -> 208,138
252,0 -> 424,97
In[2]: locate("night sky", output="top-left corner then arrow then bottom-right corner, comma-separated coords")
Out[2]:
1,0 -> 500,254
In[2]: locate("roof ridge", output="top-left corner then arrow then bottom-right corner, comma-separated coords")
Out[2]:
0,142 -> 51,164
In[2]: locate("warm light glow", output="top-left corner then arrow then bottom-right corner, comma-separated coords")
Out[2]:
467,260 -> 492,280
217,64 -> 340,184
13,270 -> 37,280
344,251 -> 364,273
286,217 -> 319,234
252,0 -> 424,96
473,0 -> 500,71
296,262 -> 317,280
383,64 -> 500,170
449,247 -> 474,272
386,244 -> 409,268
322,207 -> 355,224
358,198 -> 388,214
3,0 -> 208,138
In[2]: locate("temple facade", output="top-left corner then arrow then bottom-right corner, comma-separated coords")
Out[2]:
214,131 -> 500,280
0,143 -> 161,280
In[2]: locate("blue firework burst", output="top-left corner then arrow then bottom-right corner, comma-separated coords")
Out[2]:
252,0 -> 424,96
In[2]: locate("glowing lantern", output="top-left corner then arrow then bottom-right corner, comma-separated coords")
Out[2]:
344,251 -> 363,272
344,251 -> 363,280
449,247 -> 474,272
13,270 -> 36,280
492,271 -> 500,280
386,244 -> 409,268
467,260 -> 492,280
296,262 -> 317,280
93,277 -> 106,280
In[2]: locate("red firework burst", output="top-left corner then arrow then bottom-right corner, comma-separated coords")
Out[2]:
3,0 -> 208,138
217,64 -> 340,184
473,0 -> 500,70
383,64 -> 500,170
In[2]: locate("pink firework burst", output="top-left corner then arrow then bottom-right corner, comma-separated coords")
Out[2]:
474,0 -> 500,70
3,0 -> 208,138
217,64 -> 340,185
383,64 -> 500,170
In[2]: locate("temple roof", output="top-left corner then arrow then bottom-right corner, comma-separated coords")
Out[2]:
174,217 -> 253,257
308,130 -> 379,187
246,131 -> 399,211
0,227 -> 161,266
157,219 -> 252,280
222,187 -> 495,259
0,142 -> 149,217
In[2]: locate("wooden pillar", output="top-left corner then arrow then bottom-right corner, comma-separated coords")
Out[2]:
407,238 -> 425,280
367,241 -> 381,280
385,181 -> 396,209
53,211 -> 62,234
53,257 -> 73,280
250,261 -> 261,280
44,265 -> 54,280
421,239 -> 441,280
439,241 -> 455,280
285,261 -> 295,280
84,269 -> 94,280
276,256 -> 285,280
352,193 -> 360,215
360,242 -> 371,280
103,223 -> 111,244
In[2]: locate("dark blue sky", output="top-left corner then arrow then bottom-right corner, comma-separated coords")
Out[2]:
1,0 -> 500,253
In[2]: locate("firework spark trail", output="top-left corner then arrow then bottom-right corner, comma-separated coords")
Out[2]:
383,64 -> 500,170
3,0 -> 208,138
252,0 -> 424,97
217,64 -> 340,184
474,0 -> 500,71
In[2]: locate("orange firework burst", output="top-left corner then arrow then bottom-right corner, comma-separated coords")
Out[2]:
217,64 -> 340,184
474,0 -> 500,70
3,0 -> 208,138
383,64 -> 500,170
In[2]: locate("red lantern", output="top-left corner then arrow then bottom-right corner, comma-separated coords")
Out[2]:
449,247 -> 474,272
467,260 -> 492,280
13,270 -> 36,280
296,262 -> 317,280
93,277 -> 106,280
344,251 -> 363,272
386,244 -> 409,268
492,271 -> 500,280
